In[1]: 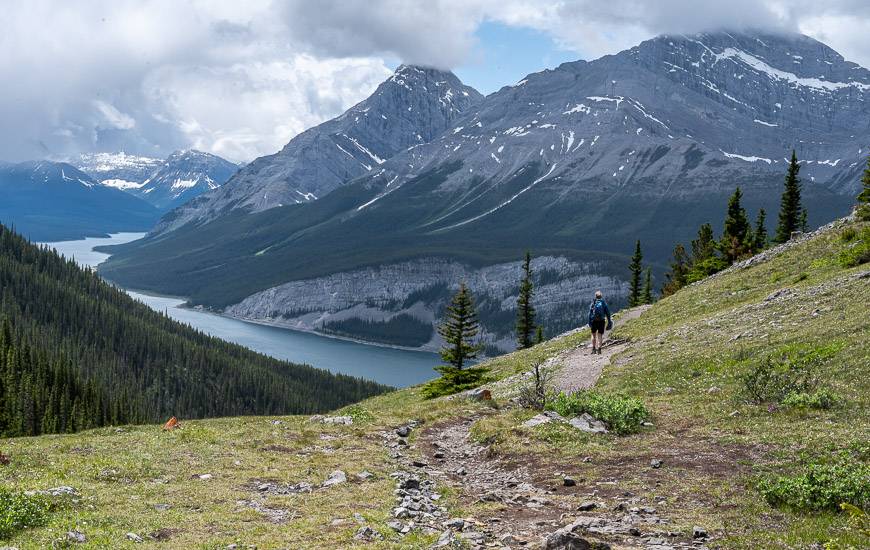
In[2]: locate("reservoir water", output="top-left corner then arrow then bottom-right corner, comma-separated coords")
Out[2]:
42,233 -> 441,387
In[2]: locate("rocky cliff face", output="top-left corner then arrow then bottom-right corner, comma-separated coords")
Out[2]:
224,256 -> 626,352
153,65 -> 483,233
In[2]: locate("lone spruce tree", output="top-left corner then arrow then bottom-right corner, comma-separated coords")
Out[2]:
516,252 -> 537,349
438,283 -> 483,370
859,152 -> 870,220
642,268 -> 654,304
721,187 -> 751,263
691,223 -> 716,263
628,240 -> 643,307
775,150 -> 804,243
753,209 -> 768,252
662,243 -> 690,297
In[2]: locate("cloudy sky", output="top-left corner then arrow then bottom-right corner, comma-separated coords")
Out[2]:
3,0 -> 869,163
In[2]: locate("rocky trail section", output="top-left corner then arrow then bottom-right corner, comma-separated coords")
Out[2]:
384,306 -> 709,549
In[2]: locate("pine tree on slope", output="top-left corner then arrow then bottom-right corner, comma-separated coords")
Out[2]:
662,243 -> 690,297
753,209 -> 768,252
438,283 -> 483,370
859,153 -> 870,220
516,252 -> 537,350
775,150 -> 804,243
628,240 -> 643,307
721,187 -> 752,263
642,268 -> 654,304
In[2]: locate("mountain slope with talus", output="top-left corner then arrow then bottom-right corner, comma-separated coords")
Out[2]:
99,31 -> 863,349
5,214 -> 869,548
152,65 -> 483,234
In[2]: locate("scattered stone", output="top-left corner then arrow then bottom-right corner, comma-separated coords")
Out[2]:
396,426 -> 411,437
26,486 -> 79,497
66,531 -> 87,544
356,471 -> 374,481
434,452 -> 445,459
193,473 -> 212,480
707,386 -> 722,394
443,518 -> 465,531
577,501 -> 597,511
412,460 -> 428,468
563,476 -> 577,487
125,533 -> 143,543
523,410 -> 565,428
399,477 -> 420,490
729,410 -> 740,417
354,526 -> 383,541
500,533 -> 520,545
433,529 -> 456,547
153,503 -> 171,511
321,470 -> 347,487
309,415 -> 353,425
465,388 -> 492,401
650,459 -> 663,469
568,413 -> 608,434
387,520 -> 404,532
693,526 -> 708,539
0,452 -> 9,466
544,528 -> 604,549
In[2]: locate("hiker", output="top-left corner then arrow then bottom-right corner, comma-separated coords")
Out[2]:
587,290 -> 613,355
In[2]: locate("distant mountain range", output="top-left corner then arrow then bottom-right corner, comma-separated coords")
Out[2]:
75,150 -> 239,211
0,161 -> 159,241
100,31 -> 866,351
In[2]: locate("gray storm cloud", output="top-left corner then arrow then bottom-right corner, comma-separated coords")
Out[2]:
2,0 -> 869,163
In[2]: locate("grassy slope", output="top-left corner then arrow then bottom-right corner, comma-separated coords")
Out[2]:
1,218 -> 868,548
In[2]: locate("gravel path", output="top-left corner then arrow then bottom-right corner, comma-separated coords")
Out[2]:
552,305 -> 650,393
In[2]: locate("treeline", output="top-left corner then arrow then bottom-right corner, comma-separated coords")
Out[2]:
661,150 -> 812,296
321,314 -> 433,347
0,223 -> 388,437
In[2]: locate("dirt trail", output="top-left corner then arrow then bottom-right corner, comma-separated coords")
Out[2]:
552,304 -> 649,393
412,305 -> 706,549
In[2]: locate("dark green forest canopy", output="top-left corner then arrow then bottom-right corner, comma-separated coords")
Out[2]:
0,224 -> 389,437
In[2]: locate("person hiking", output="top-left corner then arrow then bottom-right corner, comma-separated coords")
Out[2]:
587,290 -> 612,355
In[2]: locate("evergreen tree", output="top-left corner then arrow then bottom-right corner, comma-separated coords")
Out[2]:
662,243 -> 690,297
438,283 -> 483,370
628,240 -> 644,307
800,208 -> 809,233
535,326 -> 544,345
753,209 -> 768,252
720,187 -> 752,263
858,152 -> 870,220
515,252 -> 536,350
642,268 -> 654,304
775,150 -> 804,243
691,223 -> 716,264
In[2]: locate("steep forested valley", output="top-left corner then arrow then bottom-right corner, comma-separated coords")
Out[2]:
0,223 -> 388,437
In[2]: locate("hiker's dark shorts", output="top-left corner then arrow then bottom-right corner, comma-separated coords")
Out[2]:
590,319 -> 606,334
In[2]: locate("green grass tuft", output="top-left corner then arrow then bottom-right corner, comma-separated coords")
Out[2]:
758,459 -> 870,512
547,390 -> 650,435
0,489 -> 52,540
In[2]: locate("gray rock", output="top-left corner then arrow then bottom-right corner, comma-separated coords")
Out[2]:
396,426 -> 411,437
153,503 -> 172,511
387,520 -> 404,532
524,410 -> 565,428
577,501 -> 597,511
356,471 -> 374,481
563,476 -> 577,487
321,470 -> 347,487
568,413 -> 608,434
650,459 -> 663,469
433,529 -> 456,547
354,526 -> 383,541
66,531 -> 87,543
125,532 -> 143,543
693,526 -> 708,539
544,529 -> 604,549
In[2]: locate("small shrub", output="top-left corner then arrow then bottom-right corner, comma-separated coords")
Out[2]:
0,489 -> 51,540
838,226 -> 870,268
758,459 -> 870,512
547,390 -> 650,435
420,366 -> 490,399
840,227 -> 857,243
517,362 -> 555,411
740,344 -> 841,405
339,404 -> 375,423
782,388 -> 841,410
793,272 -> 809,283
